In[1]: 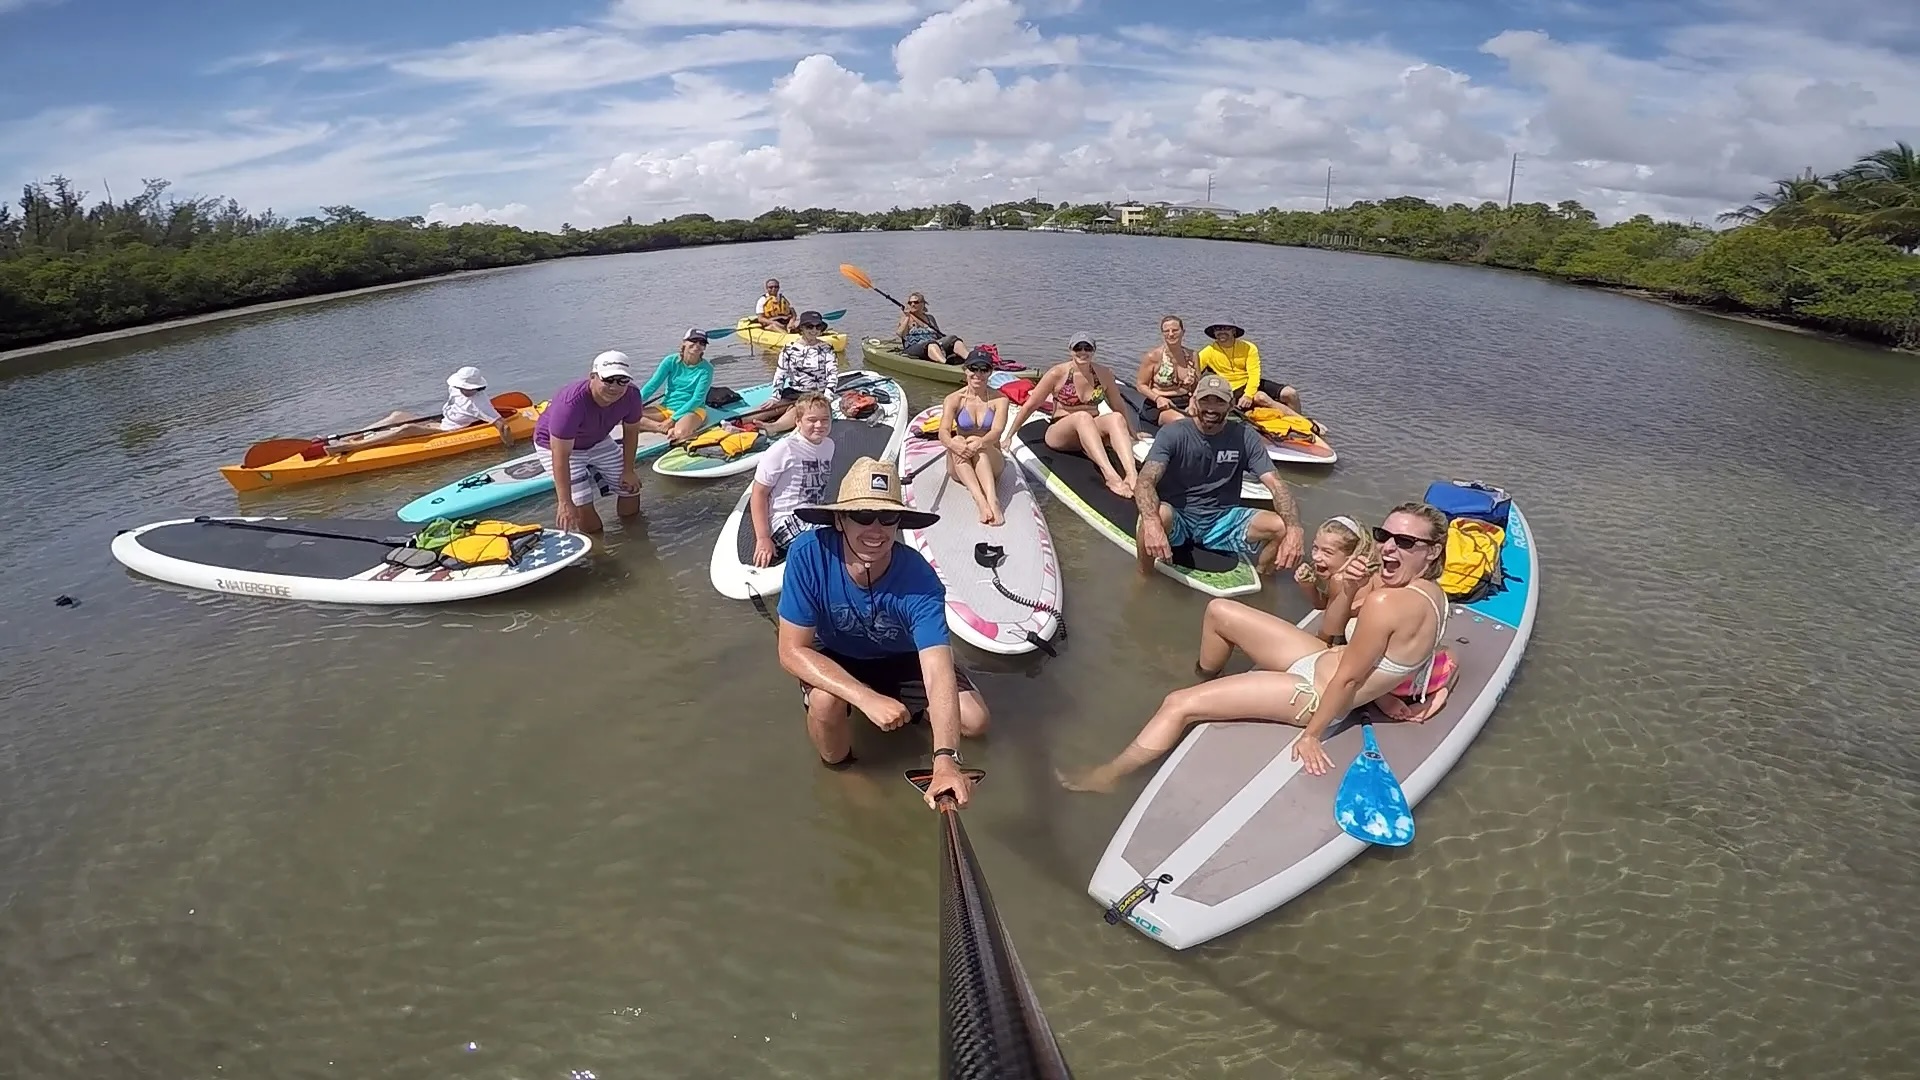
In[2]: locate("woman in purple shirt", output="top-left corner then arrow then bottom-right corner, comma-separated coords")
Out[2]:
533,350 -> 648,532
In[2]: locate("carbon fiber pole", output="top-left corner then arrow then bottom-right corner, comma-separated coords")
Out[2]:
938,807 -> 1074,1080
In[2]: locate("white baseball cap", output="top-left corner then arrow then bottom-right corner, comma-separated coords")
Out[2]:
446,365 -> 486,391
591,350 -> 634,379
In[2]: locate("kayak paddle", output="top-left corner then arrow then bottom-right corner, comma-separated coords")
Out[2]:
239,392 -> 535,468
193,516 -> 416,547
1332,722 -> 1414,847
838,264 -> 909,312
703,308 -> 847,341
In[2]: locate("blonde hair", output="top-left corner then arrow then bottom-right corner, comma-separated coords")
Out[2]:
790,391 -> 833,418
1295,515 -> 1378,586
1387,501 -> 1450,580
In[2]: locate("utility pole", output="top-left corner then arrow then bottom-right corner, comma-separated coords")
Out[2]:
1205,172 -> 1214,204
1324,166 -> 1332,211
1505,153 -> 1519,209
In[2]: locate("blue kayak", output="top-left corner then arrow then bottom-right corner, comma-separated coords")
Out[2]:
395,381 -> 778,522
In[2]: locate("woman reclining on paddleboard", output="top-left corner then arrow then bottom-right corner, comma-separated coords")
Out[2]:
1003,333 -> 1140,499
1059,501 -> 1453,792
938,352 -> 1014,526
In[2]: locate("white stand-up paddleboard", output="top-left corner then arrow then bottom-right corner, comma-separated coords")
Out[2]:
1111,382 -> 1335,501
1085,490 -> 1538,949
708,382 -> 910,601
112,516 -> 592,605
1008,414 -> 1261,599
898,407 -> 1063,656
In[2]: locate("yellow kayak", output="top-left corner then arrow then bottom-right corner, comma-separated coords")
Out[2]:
733,317 -> 848,354
220,393 -> 546,493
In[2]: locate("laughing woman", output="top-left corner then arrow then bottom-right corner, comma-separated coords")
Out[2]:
1058,501 -> 1453,792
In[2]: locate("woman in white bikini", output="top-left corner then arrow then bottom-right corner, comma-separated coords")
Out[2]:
1058,501 -> 1453,791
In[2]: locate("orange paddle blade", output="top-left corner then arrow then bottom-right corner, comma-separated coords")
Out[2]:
241,438 -> 322,469
839,263 -> 874,290
492,391 -> 534,411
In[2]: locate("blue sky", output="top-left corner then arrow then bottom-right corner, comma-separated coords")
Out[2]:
3,0 -> 1917,229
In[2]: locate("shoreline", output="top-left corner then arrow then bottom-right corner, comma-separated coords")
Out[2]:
0,265 -> 531,363
1132,230 -> 1918,356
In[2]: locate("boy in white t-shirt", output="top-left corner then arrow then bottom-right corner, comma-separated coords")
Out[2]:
750,391 -> 836,567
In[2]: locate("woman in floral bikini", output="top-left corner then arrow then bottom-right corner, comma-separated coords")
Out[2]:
1134,314 -> 1199,427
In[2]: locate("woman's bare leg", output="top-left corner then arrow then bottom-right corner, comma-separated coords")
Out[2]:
973,444 -> 1004,525
949,451 -> 993,524
1058,671 -> 1316,792
1046,411 -> 1129,497
1196,596 -> 1333,676
669,412 -> 703,442
1096,411 -> 1139,488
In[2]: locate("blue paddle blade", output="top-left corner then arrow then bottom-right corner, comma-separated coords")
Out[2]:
1334,724 -> 1414,847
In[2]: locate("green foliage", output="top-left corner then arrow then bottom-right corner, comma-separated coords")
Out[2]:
0,177 -> 794,350
8,142 -> 1919,352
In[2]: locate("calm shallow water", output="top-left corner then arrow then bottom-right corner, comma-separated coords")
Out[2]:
3,232 -> 1918,1079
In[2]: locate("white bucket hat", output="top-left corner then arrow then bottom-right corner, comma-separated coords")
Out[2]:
446,365 -> 487,391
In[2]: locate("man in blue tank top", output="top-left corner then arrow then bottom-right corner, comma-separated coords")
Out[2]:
776,457 -> 988,808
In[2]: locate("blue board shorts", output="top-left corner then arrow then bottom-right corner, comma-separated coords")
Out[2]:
1167,505 -> 1259,556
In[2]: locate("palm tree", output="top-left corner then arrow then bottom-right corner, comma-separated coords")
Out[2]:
1716,168 -> 1833,227
1830,141 -> 1920,251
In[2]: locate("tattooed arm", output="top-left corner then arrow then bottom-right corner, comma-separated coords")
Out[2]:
1133,458 -> 1171,571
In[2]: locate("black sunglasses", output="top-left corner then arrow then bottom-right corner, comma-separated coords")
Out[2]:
1373,526 -> 1438,548
600,375 -> 631,386
799,322 -> 827,331
845,510 -> 902,526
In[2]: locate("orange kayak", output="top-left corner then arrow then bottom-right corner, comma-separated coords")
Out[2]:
220,394 -> 547,493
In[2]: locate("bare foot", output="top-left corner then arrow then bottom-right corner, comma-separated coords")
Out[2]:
977,501 -> 994,525
987,510 -> 1004,527
1104,476 -> 1132,499
1056,766 -> 1119,794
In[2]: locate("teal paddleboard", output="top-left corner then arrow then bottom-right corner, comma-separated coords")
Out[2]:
395,382 -> 778,522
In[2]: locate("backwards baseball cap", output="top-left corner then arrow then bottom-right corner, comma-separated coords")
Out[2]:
1193,372 -> 1235,404
683,327 -> 710,344
591,350 -> 635,379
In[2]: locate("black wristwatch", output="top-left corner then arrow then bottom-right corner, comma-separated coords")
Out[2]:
932,747 -> 964,766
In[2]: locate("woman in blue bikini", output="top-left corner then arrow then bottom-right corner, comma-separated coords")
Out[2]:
937,351 -> 1013,525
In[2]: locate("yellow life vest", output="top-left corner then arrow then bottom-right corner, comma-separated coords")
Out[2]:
1244,408 -> 1316,441
917,410 -> 945,436
1438,519 -> 1504,600
760,294 -> 794,319
399,518 -> 545,570
687,424 -> 767,459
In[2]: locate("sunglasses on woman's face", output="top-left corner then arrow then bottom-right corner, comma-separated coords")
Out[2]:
1373,526 -> 1436,549
1071,344 -> 1095,354
846,510 -> 902,527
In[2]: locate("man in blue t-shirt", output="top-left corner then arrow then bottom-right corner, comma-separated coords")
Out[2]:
776,457 -> 988,808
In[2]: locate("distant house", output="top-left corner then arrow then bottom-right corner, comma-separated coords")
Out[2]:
1115,204 -> 1149,227
1164,200 -> 1241,221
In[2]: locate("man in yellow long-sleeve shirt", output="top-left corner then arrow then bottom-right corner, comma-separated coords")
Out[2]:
1197,322 -> 1302,413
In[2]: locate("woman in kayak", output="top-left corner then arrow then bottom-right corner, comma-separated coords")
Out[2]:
895,292 -> 969,365
326,366 -> 512,454
1004,333 -> 1139,499
1134,315 -> 1199,427
937,351 -> 1014,526
1058,501 -> 1453,792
